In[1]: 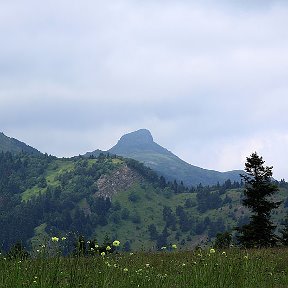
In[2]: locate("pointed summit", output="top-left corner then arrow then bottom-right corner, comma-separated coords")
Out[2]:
117,129 -> 153,145
109,129 -> 172,156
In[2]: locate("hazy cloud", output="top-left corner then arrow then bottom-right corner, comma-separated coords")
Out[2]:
1,0 -> 288,179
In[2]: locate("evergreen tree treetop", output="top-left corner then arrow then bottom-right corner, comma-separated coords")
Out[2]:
237,152 -> 281,248
243,152 -> 272,181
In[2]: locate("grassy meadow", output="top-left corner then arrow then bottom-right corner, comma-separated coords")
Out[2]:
1,247 -> 288,288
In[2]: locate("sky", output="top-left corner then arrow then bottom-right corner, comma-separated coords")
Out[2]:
1,0 -> 288,180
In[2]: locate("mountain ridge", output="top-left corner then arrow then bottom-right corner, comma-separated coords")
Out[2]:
0,132 -> 41,155
86,129 -> 242,186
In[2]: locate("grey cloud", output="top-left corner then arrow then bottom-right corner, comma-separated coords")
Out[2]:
1,0 -> 288,179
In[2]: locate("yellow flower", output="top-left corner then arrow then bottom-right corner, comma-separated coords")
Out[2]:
113,240 -> 120,247
61,237 -> 67,241
106,246 -> 111,251
51,237 -> 59,242
209,248 -> 216,254
172,244 -> 177,249
101,252 -> 106,256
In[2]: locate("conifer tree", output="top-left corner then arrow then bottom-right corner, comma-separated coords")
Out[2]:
280,213 -> 288,246
236,152 -> 281,248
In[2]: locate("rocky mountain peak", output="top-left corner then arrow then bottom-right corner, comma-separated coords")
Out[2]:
117,129 -> 153,145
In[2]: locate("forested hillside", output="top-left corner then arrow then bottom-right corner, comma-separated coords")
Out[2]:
0,151 -> 287,252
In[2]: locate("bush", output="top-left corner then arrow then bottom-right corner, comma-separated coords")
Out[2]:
214,232 -> 232,249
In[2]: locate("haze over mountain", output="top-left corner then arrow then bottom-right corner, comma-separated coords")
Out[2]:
0,132 -> 41,155
86,129 -> 242,186
0,129 -> 242,186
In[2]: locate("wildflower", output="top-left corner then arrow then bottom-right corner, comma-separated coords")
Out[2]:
101,252 -> 106,256
244,255 -> 248,260
172,244 -> 177,249
95,244 -> 99,248
137,268 -> 143,273
113,240 -> 120,247
106,246 -> 111,251
222,251 -> 226,256
105,261 -> 111,267
61,237 -> 67,241
182,263 -> 186,266
209,248 -> 216,254
161,246 -> 167,250
145,264 -> 150,268
36,250 -> 40,253
123,268 -> 128,272
51,237 -> 59,242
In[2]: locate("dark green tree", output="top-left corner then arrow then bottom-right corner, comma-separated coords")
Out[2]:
236,152 -> 281,248
7,242 -> 29,260
214,232 -> 232,249
280,212 -> 288,246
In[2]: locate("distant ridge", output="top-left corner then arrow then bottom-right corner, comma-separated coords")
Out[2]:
0,132 -> 41,155
85,129 -> 242,186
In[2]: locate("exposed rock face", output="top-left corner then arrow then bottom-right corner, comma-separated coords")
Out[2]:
96,164 -> 143,199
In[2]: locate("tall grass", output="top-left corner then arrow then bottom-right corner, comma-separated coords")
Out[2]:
1,248 -> 288,287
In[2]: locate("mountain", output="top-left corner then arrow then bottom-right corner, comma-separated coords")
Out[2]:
0,132 -> 41,155
86,129 -> 242,186
0,152 -> 286,252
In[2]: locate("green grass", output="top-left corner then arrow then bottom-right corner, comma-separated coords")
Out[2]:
21,160 -> 75,201
1,248 -> 288,287
92,182 -> 287,250
94,182 -> 199,249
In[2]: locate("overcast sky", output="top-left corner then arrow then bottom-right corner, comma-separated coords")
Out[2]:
1,0 -> 288,180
